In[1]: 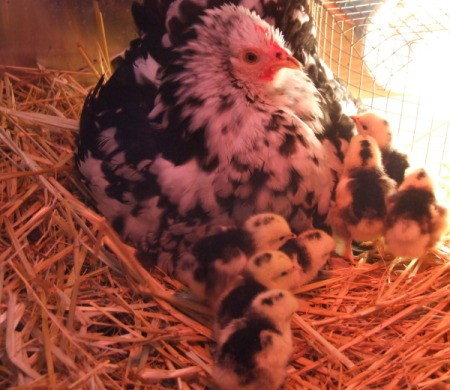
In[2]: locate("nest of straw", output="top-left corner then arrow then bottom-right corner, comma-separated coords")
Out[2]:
1,66 -> 449,389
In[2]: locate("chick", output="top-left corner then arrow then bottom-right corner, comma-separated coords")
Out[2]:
329,134 -> 397,259
213,289 -> 298,390
216,250 -> 301,331
279,229 -> 336,278
242,213 -> 296,253
385,168 -> 449,258
351,111 -> 409,184
175,213 -> 295,305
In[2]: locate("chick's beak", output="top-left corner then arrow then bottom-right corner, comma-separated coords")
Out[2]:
286,232 -> 297,240
350,115 -> 362,132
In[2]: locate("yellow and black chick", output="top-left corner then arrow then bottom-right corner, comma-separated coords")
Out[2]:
329,134 -> 397,259
215,229 -> 334,332
175,213 -> 295,305
215,250 -> 301,332
351,111 -> 409,185
279,228 -> 336,279
212,288 -> 298,390
385,168 -> 449,258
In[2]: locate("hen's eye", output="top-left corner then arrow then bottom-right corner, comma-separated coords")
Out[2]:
362,124 -> 368,130
244,52 -> 258,63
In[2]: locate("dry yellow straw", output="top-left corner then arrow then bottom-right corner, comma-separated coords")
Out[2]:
93,0 -> 112,77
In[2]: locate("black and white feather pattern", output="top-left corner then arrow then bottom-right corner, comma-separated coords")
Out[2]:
76,2 -> 358,273
136,0 -> 358,155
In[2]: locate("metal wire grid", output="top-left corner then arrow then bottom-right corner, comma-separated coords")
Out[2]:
309,0 -> 450,184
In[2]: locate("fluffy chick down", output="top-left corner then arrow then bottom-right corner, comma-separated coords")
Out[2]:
216,250 -> 301,332
279,228 -> 336,283
175,213 -> 295,305
216,229 -> 334,333
385,168 -> 449,258
329,134 -> 397,259
213,289 -> 298,390
351,111 -> 409,185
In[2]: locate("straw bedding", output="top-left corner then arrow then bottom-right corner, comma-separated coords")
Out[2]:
0,66 -> 449,389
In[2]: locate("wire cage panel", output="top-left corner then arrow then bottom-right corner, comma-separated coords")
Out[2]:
310,0 -> 450,199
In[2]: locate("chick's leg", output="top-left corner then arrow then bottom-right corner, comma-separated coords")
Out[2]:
344,237 -> 354,262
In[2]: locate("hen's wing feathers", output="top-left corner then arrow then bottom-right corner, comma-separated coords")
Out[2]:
131,0 -> 174,64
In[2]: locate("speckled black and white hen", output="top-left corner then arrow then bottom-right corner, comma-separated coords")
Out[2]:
76,4 -> 341,273
385,168 -> 448,258
213,288 -> 298,390
329,134 -> 397,259
351,111 -> 409,185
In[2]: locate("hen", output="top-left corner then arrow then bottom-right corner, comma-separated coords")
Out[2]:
76,3 -> 350,273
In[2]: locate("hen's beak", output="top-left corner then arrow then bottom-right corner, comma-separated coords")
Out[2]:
270,52 -> 302,73
261,50 -> 302,81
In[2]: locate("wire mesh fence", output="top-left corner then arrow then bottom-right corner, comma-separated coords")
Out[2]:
310,0 -> 450,198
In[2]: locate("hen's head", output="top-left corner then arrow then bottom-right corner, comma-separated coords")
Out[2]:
179,4 -> 301,97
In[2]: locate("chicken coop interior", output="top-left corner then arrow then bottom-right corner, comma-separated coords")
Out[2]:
1,1 -> 449,194
0,0 -> 450,389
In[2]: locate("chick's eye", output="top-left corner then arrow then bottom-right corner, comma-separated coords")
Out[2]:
244,52 -> 258,63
